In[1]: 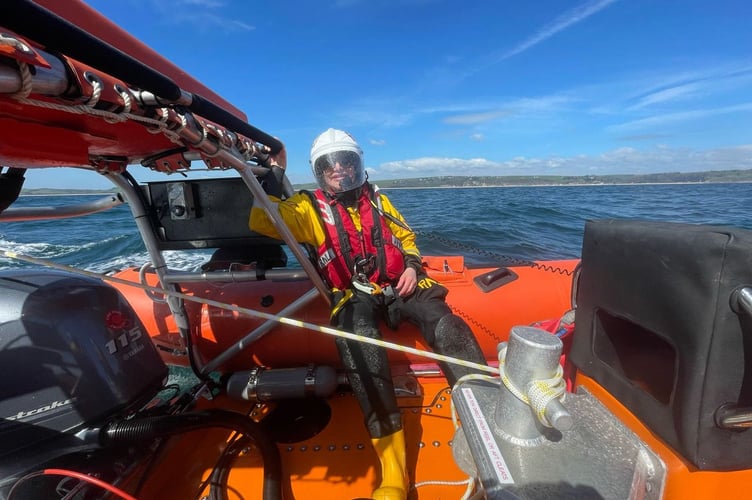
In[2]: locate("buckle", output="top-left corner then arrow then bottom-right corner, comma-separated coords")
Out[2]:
352,273 -> 383,295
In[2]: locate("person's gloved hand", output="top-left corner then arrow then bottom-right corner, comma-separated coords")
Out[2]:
268,143 -> 287,170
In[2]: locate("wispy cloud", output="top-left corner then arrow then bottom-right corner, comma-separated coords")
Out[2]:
443,0 -> 619,85
610,102 -> 752,133
333,0 -> 443,7
172,13 -> 254,32
617,133 -> 672,142
144,0 -> 255,33
177,0 -> 225,7
334,94 -> 576,130
410,0 -> 620,91
443,110 -> 512,125
334,102 -> 415,129
628,66 -> 752,110
498,0 -> 619,61
631,83 -> 702,109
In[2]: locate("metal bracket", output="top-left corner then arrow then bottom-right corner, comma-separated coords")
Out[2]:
167,182 -> 196,220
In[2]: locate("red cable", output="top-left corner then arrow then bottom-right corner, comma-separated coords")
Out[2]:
42,469 -> 138,500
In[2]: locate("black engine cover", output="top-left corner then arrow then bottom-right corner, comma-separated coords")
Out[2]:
0,270 -> 167,460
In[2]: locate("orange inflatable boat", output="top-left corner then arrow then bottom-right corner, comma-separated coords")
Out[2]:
2,2 -> 752,499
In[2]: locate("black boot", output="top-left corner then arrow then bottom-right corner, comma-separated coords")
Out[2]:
432,314 -> 488,386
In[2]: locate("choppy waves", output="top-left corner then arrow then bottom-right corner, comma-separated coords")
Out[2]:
2,183 -> 752,271
0,231 -> 209,273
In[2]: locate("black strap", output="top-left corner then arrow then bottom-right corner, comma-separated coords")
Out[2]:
327,200 -> 355,274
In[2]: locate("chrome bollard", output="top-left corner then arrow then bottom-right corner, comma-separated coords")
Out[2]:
494,326 -> 571,442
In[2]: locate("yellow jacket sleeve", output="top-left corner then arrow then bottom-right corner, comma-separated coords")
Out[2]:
377,193 -> 421,259
249,192 -> 326,247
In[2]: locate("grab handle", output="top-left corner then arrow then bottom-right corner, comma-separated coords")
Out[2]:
715,403 -> 752,430
731,286 -> 752,318
716,286 -> 752,429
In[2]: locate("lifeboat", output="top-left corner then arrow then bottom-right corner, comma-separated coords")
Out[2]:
1,2 -> 752,499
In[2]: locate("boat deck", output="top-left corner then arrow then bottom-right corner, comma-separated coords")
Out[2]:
139,374 -> 471,499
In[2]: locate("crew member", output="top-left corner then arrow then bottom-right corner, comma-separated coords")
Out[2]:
250,128 -> 488,500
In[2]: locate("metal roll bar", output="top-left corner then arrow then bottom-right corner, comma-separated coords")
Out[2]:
0,193 -> 124,222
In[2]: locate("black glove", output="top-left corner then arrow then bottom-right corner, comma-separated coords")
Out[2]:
259,165 -> 286,198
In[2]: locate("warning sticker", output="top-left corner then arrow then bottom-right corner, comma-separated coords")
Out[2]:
461,387 -> 515,484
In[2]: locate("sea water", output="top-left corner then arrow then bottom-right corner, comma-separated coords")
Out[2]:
1,183 -> 751,271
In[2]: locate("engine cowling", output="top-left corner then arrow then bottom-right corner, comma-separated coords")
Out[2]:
0,270 -> 167,466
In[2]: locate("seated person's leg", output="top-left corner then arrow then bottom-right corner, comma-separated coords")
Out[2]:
399,279 -> 488,386
332,292 -> 406,499
332,292 -> 402,437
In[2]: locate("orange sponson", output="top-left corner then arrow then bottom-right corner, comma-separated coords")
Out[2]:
110,258 -> 577,373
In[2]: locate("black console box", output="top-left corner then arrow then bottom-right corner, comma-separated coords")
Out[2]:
570,219 -> 752,470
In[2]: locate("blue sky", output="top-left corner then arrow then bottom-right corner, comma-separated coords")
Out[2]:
26,0 -> 752,188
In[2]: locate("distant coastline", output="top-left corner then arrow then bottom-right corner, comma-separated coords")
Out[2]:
296,168 -> 752,190
377,180 -> 752,190
20,188 -> 118,196
19,168 -> 752,195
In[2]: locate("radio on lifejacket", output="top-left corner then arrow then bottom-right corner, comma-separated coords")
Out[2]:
351,255 -> 396,306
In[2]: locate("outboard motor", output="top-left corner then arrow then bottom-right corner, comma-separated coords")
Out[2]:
0,270 -> 168,497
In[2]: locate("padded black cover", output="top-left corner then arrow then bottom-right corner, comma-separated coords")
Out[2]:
570,219 -> 752,470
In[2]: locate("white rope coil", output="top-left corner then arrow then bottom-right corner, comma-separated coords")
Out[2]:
14,62 -> 33,98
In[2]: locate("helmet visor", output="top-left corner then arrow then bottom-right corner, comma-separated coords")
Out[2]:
313,151 -> 362,175
313,151 -> 365,193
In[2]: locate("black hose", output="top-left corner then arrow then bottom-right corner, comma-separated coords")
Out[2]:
189,95 -> 283,154
103,409 -> 282,500
207,435 -> 253,500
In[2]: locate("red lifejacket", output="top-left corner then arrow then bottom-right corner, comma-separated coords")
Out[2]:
310,185 -> 406,290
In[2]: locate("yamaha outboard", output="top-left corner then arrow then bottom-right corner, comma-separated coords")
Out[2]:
0,270 -> 168,497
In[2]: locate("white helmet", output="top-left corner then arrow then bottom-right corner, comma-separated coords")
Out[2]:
310,128 -> 366,194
